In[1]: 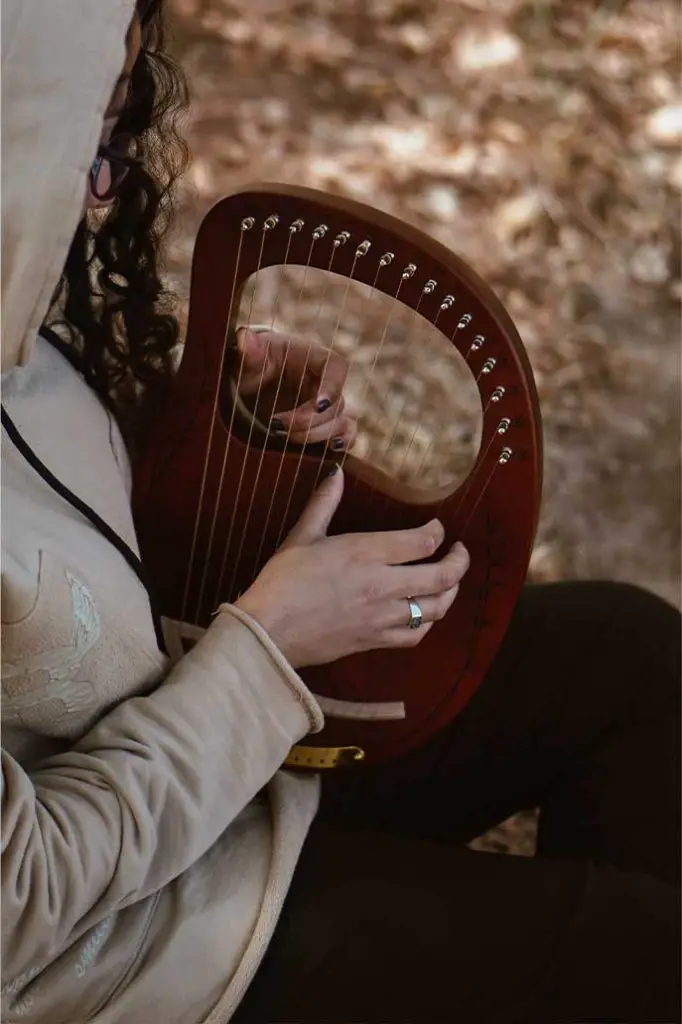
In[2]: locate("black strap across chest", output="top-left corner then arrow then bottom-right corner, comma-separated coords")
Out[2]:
1,329 -> 167,655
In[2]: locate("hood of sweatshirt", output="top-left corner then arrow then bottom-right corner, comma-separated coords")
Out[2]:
1,0 -> 136,374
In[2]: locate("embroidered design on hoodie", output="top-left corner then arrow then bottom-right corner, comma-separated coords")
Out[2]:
2,571 -> 101,727
1,964 -> 42,1018
1,913 -> 114,1018
74,916 -> 113,978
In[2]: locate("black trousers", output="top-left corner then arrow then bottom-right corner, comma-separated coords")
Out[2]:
235,583 -> 681,1023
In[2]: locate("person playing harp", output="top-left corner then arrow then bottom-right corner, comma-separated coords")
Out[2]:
1,3 -> 679,1022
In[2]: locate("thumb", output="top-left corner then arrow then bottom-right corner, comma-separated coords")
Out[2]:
236,327 -> 266,369
235,328 -> 275,396
283,466 -> 344,548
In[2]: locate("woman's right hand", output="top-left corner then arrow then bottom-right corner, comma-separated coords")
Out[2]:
235,467 -> 470,669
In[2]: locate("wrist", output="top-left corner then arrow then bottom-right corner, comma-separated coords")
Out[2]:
235,599 -> 298,667
233,594 -> 281,648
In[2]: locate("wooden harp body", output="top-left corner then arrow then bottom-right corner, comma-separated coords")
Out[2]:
132,183 -> 543,768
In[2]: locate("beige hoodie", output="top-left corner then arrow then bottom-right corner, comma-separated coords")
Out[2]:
1,4 -> 323,1021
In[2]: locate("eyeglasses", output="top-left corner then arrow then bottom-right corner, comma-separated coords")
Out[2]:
90,134 -> 139,202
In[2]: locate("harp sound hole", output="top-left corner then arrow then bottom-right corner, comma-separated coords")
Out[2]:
233,266 -> 482,497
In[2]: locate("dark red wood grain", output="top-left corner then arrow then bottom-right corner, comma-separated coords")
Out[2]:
132,183 -> 543,766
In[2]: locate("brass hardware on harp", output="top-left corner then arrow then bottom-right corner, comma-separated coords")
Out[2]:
440,294 -> 455,311
289,218 -> 305,233
284,744 -> 366,770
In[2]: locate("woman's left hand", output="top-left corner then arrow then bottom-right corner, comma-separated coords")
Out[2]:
234,327 -> 357,451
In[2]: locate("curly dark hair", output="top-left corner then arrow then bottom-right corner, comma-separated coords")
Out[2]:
47,0 -> 189,450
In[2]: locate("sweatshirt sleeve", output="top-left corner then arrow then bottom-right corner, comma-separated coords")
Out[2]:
1,605 -> 323,981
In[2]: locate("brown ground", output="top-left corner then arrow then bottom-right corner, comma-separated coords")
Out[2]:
164,0 -> 681,853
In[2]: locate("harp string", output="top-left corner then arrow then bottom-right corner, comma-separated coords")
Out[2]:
210,216 -> 294,610
359,285 -> 450,530
211,217 -> 504,614
180,218 -> 251,626
334,259 -> 416,504
342,290 -> 508,543
273,245 -> 396,551
224,223 -> 325,600
250,230 -> 343,581
191,216 -> 273,621
305,242 -> 375,496
175,205 -> 516,640
376,279 -> 437,461
307,249 -> 393,506
273,238 -> 383,551
419,336 -> 510,543
392,315 -> 474,489
434,412 -> 511,524
457,445 -> 512,538
410,336 -> 495,492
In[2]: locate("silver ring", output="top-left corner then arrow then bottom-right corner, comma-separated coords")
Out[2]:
406,597 -> 423,630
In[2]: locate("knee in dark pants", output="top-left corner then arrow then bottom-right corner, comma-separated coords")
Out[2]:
602,581 -> 679,690
563,580 -> 680,706
530,862 -> 681,1024
603,580 -> 680,630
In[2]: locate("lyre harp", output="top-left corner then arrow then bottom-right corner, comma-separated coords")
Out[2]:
132,183 -> 543,767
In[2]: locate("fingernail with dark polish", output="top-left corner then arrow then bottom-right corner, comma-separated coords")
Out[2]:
316,398 -> 332,413
331,437 -> 345,451
270,417 -> 285,432
326,462 -> 340,477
